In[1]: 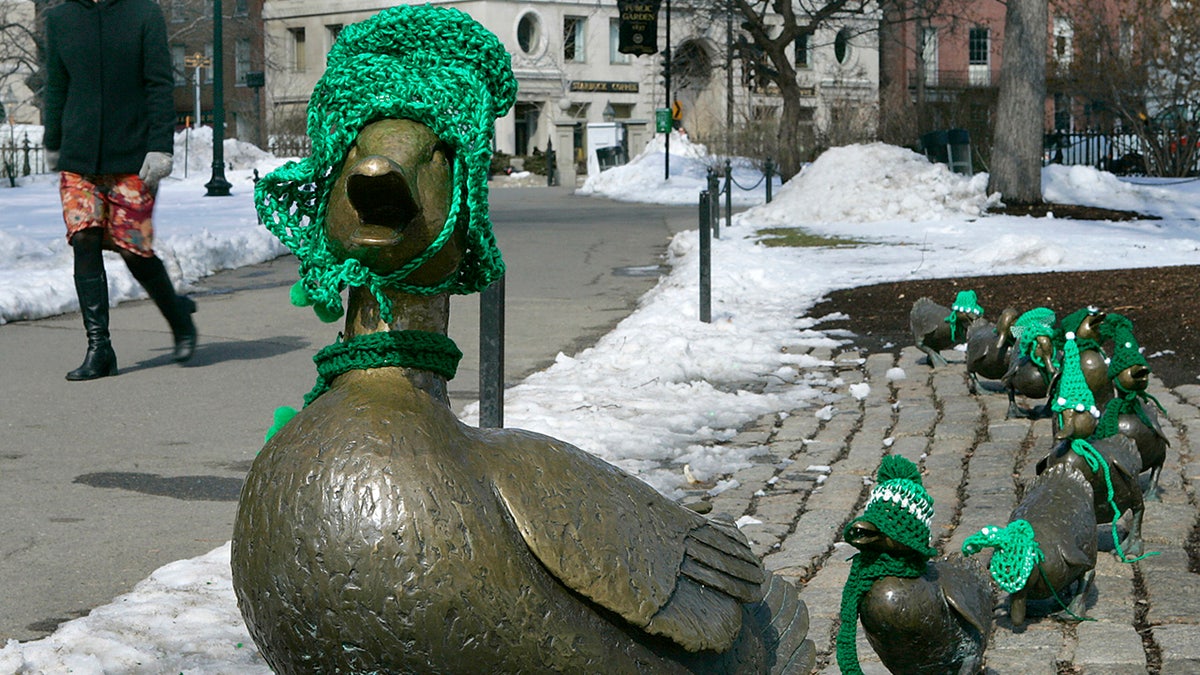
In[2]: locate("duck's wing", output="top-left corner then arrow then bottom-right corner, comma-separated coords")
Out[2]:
934,556 -> 994,638
488,429 -> 764,653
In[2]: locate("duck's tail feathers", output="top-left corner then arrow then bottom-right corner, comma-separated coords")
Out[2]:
753,573 -> 815,675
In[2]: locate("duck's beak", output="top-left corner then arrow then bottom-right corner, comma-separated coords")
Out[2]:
344,155 -> 420,245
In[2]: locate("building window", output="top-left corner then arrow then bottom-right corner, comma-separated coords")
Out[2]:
922,27 -> 938,85
968,26 -> 990,86
204,43 -> 214,84
234,0 -> 248,16
564,16 -> 586,63
235,39 -> 251,87
609,19 -> 630,64
1119,21 -> 1134,62
171,45 -> 187,86
517,13 -> 542,56
168,0 -> 187,22
794,33 -> 810,69
1053,17 -> 1073,65
327,24 -> 343,49
833,28 -> 852,65
289,27 -> 307,72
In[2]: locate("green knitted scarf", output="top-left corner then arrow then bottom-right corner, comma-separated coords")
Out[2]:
264,330 -> 463,442
1095,382 -> 1166,440
837,550 -> 928,674
256,5 -> 517,324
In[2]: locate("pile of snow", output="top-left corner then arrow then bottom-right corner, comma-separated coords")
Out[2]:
741,143 -> 999,227
577,131 -> 782,206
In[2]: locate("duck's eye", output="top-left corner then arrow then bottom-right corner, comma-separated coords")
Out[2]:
432,141 -> 454,166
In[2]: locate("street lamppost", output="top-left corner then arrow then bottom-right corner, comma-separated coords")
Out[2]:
184,52 -> 210,129
205,0 -> 232,196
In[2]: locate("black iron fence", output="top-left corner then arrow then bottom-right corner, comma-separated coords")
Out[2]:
1,133 -> 50,186
1043,130 -> 1200,176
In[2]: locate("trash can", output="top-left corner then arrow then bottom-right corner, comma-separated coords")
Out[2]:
921,130 -> 949,165
595,146 -> 622,171
946,128 -> 972,175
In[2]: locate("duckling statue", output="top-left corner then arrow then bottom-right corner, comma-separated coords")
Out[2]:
839,455 -> 993,675
1002,307 -> 1058,419
910,290 -> 984,367
1056,307 -> 1115,410
965,306 -> 1018,395
963,463 -> 1097,626
1095,321 -> 1169,500
1036,336 -> 1146,560
231,8 -> 814,674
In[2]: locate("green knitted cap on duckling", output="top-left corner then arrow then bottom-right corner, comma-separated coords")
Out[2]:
962,519 -> 1043,594
1057,306 -> 1103,352
951,290 -> 984,316
1053,334 -> 1101,420
1106,325 -> 1147,380
845,455 -> 937,557
255,4 -> 518,322
1012,307 -> 1057,367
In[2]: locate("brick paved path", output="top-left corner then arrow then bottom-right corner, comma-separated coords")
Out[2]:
706,346 -> 1200,674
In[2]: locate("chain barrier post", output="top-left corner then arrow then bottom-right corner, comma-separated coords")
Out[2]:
724,158 -> 733,231
707,167 -> 720,239
699,190 -> 712,323
765,157 -> 774,203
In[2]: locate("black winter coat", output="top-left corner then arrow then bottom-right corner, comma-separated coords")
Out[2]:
43,0 -> 175,175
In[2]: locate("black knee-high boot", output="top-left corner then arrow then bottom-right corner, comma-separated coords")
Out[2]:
126,254 -> 198,362
66,272 -> 119,381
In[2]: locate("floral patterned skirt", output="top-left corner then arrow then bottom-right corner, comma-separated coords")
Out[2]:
59,171 -> 156,257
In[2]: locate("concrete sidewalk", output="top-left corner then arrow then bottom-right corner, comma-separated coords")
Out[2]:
706,344 -> 1200,673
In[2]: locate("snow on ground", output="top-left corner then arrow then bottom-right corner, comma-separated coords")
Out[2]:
3,133 -> 1199,672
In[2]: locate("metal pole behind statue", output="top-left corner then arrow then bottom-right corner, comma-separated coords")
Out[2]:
205,0 -> 232,196
699,190 -> 711,323
479,277 -> 505,428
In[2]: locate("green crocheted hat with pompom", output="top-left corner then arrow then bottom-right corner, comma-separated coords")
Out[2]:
844,455 -> 937,557
255,4 -> 518,323
1052,334 -> 1101,419
1057,306 -> 1102,351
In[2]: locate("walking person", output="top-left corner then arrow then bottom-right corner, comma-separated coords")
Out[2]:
43,0 -> 197,381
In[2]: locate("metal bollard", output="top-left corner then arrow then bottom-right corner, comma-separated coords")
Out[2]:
724,158 -> 732,231
479,276 -> 506,428
707,168 -> 720,240
765,157 -> 774,203
699,190 -> 712,323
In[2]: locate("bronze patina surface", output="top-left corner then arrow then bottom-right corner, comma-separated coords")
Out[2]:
909,296 -> 974,368
965,307 -> 1018,395
231,115 -> 814,673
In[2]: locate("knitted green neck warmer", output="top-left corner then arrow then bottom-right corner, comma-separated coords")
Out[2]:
1013,307 -> 1057,369
1094,382 -> 1165,440
837,551 -> 928,674
256,5 -> 517,324
264,330 -> 463,442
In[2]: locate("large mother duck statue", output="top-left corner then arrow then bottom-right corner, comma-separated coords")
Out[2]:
230,7 -> 814,674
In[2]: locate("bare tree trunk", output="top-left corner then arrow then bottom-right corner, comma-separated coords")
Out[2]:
989,0 -> 1047,203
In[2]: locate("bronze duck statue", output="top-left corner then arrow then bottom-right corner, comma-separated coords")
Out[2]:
1095,320 -> 1169,500
1002,307 -> 1059,419
965,306 -> 1018,395
1036,336 -> 1146,559
963,463 -> 1097,626
232,10 -> 814,673
910,290 -> 983,367
839,456 -> 993,675
1055,307 -> 1115,410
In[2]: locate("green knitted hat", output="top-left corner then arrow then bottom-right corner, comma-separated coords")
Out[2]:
962,520 -> 1043,594
1097,311 -> 1135,342
1106,326 -> 1147,380
256,4 -> 517,322
845,455 -> 937,557
951,290 -> 984,316
1052,334 -> 1101,419
1057,306 -> 1102,351
1012,307 -> 1057,366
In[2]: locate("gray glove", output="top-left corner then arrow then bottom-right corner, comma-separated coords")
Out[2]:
138,152 -> 174,190
45,149 -> 59,172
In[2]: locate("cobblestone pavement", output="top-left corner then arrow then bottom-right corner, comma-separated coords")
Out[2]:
705,345 -> 1200,674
